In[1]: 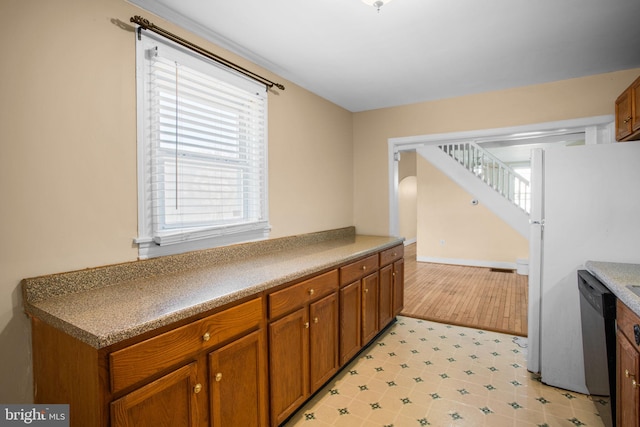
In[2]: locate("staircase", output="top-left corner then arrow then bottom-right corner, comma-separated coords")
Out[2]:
416,142 -> 530,238
439,142 -> 531,213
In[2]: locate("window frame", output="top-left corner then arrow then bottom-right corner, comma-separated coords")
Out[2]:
134,31 -> 270,259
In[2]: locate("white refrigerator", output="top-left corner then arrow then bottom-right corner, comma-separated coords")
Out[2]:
527,142 -> 640,393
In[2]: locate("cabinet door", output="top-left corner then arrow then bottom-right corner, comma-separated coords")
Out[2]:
209,330 -> 268,427
378,264 -> 393,329
361,272 -> 379,344
616,89 -> 633,141
309,293 -> 339,392
392,258 -> 405,316
269,307 -> 309,426
632,78 -> 640,133
617,330 -> 640,427
339,281 -> 362,365
111,362 -> 199,427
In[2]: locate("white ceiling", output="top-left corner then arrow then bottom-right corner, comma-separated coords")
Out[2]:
130,0 -> 640,112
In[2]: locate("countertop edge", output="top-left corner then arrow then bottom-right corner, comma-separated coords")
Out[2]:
24,232 -> 404,349
585,261 -> 640,317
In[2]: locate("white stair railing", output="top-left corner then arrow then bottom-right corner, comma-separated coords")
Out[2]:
438,142 -> 530,213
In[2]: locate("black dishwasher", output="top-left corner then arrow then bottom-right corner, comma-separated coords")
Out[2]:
577,270 -> 616,427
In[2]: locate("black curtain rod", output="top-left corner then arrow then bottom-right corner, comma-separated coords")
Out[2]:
130,15 -> 285,91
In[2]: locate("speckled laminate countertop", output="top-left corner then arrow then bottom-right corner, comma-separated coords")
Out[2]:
585,261 -> 640,316
22,227 -> 403,349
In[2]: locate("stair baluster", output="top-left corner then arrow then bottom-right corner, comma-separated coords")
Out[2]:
437,142 -> 530,214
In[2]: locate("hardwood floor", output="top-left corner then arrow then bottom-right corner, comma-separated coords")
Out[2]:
400,243 -> 528,336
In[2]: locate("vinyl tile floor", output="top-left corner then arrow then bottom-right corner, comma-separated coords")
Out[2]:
283,316 -> 607,427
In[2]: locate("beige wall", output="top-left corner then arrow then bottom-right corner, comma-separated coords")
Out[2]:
398,150 -> 417,180
0,0 -> 353,403
417,156 -> 528,264
2,0 -> 639,405
398,151 -> 417,242
352,68 -> 640,245
398,175 -> 417,243
269,79 -> 354,236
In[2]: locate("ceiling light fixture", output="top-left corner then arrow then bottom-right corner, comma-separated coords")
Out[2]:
362,0 -> 395,12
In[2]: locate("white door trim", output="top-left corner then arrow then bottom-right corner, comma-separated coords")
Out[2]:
387,115 -> 614,237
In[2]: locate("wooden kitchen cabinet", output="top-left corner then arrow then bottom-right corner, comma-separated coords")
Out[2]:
615,75 -> 640,142
268,307 -> 309,426
339,279 -> 362,365
393,257 -> 405,316
112,297 -> 265,427
361,272 -> 380,344
338,245 -> 405,365
309,293 -> 339,391
379,264 -> 394,330
111,362 -> 200,427
379,259 -> 405,328
339,255 -> 378,364
379,245 -> 405,327
32,297 -> 265,427
616,299 -> 640,427
208,329 -> 268,427
617,330 -> 639,427
268,270 -> 339,426
634,78 -> 640,135
29,238 -> 405,427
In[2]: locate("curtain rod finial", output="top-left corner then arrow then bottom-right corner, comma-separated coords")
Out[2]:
131,15 -> 152,28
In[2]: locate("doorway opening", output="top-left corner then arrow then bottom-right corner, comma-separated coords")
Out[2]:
388,115 -> 614,336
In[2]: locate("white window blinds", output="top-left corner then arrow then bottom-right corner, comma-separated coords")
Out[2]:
136,32 -> 269,258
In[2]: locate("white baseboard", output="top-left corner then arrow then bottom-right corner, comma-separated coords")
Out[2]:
403,238 -> 417,246
416,256 -> 517,270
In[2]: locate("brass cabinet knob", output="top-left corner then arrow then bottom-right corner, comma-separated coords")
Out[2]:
194,383 -> 202,394
313,317 -> 319,324
308,289 -> 315,296
215,372 -> 223,382
624,116 -> 632,124
304,322 -> 310,329
362,265 -> 367,271
364,288 -> 369,293
627,369 -> 638,388
392,252 -> 397,257
202,332 -> 211,342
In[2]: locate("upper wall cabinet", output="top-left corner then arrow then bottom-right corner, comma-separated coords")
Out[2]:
615,75 -> 640,141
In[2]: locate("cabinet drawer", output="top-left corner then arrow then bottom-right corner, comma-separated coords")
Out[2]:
269,270 -> 338,319
110,297 -> 263,394
340,254 -> 378,286
617,300 -> 640,349
379,245 -> 403,267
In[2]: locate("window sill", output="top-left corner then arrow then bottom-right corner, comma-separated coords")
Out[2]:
136,226 -> 270,259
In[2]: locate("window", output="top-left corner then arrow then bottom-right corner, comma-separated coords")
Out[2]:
512,166 -> 531,213
135,31 -> 269,259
